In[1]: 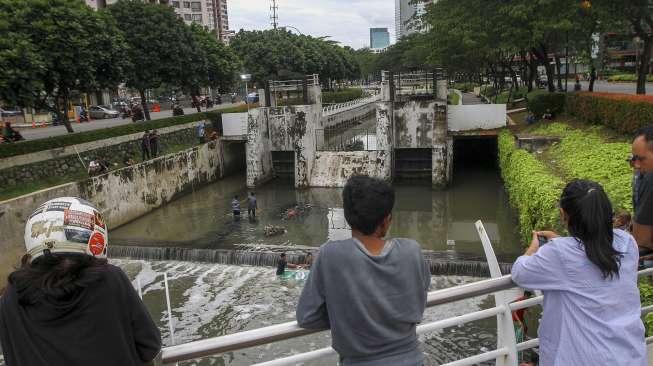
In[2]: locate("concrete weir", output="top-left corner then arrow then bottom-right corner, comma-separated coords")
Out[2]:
244,73 -> 472,189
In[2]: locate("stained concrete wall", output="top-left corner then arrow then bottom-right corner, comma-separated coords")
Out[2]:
268,107 -> 295,151
246,108 -> 273,187
393,100 -> 446,148
448,104 -> 507,131
293,105 -> 320,188
0,139 -> 227,287
309,151 -> 391,187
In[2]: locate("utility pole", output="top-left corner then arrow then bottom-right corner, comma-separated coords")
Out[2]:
270,0 -> 278,30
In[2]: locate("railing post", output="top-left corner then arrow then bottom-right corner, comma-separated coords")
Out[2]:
475,221 -> 518,366
164,272 -> 176,346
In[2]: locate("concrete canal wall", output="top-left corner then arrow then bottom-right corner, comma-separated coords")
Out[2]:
0,119 -> 209,188
0,139 -> 240,287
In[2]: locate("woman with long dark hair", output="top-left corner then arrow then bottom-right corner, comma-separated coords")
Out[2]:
512,180 -> 646,365
0,197 -> 161,366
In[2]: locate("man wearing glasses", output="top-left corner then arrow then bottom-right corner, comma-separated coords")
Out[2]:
631,126 -> 653,252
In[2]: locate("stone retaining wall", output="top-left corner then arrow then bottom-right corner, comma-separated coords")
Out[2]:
0,138 -> 239,288
0,120 -> 207,188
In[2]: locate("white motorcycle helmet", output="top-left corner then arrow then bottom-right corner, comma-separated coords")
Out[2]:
24,197 -> 108,262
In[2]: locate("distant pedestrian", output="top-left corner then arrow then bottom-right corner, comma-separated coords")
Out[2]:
247,192 -> 257,219
231,195 -> 241,219
197,122 -> 206,144
141,130 -> 151,161
149,129 -> 160,158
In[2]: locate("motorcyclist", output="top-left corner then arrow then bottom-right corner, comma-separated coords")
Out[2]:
0,197 -> 162,366
2,121 -> 24,142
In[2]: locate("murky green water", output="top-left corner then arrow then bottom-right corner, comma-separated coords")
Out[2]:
111,169 -> 522,262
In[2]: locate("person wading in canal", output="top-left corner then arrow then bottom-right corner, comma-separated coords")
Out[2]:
296,175 -> 431,365
0,197 -> 161,366
231,195 -> 241,220
276,253 -> 301,276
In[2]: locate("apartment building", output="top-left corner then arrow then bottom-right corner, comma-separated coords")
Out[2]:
86,0 -> 232,43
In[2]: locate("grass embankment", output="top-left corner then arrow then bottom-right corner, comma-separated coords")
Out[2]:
447,91 -> 460,105
501,117 -> 653,333
0,105 -> 249,201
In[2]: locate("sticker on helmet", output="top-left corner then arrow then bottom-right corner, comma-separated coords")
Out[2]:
64,228 -> 91,244
47,201 -> 72,212
88,232 -> 106,256
76,198 -> 95,207
63,209 -> 94,230
94,211 -> 106,229
28,204 -> 47,220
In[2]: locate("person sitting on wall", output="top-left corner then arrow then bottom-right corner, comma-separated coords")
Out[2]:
542,108 -> 554,121
296,175 -> 431,366
525,111 -> 537,125
123,157 -> 136,166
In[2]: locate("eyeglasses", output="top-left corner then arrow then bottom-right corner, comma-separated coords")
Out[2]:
627,155 -> 646,165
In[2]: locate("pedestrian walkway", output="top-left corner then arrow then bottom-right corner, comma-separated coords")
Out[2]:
462,92 -> 483,105
18,102 -> 244,141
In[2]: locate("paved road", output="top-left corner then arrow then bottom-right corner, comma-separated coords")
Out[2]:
563,80 -> 653,94
18,103 -> 244,140
462,93 -> 483,105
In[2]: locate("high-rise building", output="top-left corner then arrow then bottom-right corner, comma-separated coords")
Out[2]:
370,28 -> 390,50
395,0 -> 434,40
86,0 -> 232,43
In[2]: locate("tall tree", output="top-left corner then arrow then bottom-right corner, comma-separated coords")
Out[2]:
108,0 -> 189,120
0,0 -> 127,133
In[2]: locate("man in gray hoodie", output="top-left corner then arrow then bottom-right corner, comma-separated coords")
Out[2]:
296,175 -> 431,365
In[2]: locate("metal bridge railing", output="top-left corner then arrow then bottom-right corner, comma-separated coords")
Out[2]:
315,128 -> 377,152
153,221 -> 653,365
322,92 -> 381,116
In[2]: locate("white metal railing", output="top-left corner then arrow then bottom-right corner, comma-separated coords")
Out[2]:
270,74 -> 320,91
151,221 -> 653,366
322,92 -> 381,116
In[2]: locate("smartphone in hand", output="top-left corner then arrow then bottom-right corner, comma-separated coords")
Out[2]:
537,235 -> 548,246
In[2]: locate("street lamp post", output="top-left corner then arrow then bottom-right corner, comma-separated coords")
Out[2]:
635,37 -> 643,83
240,74 -> 251,113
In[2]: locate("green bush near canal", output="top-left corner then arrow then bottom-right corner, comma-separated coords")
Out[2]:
322,88 -> 365,104
0,105 -> 249,159
498,130 -> 564,241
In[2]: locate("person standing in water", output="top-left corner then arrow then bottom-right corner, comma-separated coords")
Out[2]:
247,192 -> 257,219
276,253 -> 301,276
231,195 -> 241,219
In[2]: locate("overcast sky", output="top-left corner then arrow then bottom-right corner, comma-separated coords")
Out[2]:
228,0 -> 395,49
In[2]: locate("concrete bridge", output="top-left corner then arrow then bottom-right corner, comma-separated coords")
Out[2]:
218,72 -> 507,189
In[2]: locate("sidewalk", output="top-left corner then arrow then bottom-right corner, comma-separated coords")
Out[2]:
18,102 -> 243,141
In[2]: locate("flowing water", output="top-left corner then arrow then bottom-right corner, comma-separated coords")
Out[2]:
114,258 -> 514,365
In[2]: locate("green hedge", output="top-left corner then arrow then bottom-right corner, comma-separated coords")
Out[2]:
607,74 -> 653,82
527,92 -> 566,116
566,92 -> 653,135
322,88 -> 364,104
498,131 -> 564,240
0,105 -> 248,159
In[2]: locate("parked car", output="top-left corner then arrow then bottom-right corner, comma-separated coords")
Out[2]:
246,92 -> 259,104
88,105 -> 119,119
0,107 -> 23,117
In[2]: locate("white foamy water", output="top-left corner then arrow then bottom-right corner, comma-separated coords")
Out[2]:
110,259 -> 506,366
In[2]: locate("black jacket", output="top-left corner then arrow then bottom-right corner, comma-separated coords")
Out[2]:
0,264 -> 161,366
